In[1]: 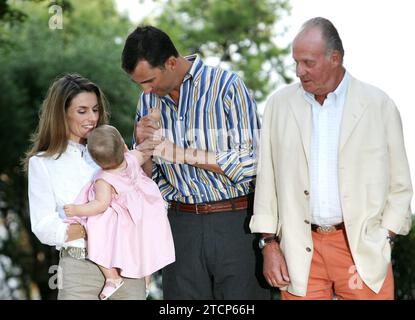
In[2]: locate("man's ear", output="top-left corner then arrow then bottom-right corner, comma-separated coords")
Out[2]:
331,50 -> 342,67
165,56 -> 177,70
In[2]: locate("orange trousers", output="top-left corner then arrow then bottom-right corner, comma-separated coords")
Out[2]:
281,229 -> 394,300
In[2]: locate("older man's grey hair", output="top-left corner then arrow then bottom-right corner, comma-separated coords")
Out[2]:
300,17 -> 345,63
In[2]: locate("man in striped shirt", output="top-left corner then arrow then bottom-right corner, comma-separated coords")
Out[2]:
121,26 -> 269,299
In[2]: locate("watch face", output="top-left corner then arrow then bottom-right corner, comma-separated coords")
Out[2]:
259,235 -> 277,249
259,239 -> 265,249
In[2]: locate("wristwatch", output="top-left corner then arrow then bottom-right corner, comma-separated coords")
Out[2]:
387,234 -> 396,246
259,235 -> 278,250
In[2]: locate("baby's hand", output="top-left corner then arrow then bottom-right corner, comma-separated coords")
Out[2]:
64,204 -> 77,217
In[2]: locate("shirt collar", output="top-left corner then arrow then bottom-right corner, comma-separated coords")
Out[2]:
332,70 -> 349,99
67,140 -> 87,153
304,70 -> 350,106
158,54 -> 204,104
183,54 -> 204,83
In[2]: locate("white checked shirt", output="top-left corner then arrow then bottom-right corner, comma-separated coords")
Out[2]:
304,72 -> 350,226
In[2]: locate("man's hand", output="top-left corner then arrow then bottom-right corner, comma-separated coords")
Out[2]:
135,115 -> 163,144
64,204 -> 77,217
135,138 -> 164,157
262,242 -> 290,288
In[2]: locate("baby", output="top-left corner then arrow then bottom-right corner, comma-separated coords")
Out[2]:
64,125 -> 175,300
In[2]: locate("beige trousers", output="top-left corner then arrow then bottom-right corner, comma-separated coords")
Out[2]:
57,256 -> 146,300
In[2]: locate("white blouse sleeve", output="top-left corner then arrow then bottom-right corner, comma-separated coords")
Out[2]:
28,156 -> 68,247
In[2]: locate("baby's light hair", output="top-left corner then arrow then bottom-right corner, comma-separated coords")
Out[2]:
87,125 -> 125,169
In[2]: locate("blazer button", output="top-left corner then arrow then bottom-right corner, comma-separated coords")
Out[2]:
306,247 -> 311,252
304,190 -> 310,196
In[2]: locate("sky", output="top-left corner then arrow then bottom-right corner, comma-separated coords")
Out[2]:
116,0 -> 415,209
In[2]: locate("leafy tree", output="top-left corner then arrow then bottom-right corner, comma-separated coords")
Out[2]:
0,0 -> 27,46
393,219 -> 415,299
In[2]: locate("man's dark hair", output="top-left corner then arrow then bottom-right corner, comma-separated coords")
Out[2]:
121,26 -> 179,73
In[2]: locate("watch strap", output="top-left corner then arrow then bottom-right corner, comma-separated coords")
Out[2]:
262,235 -> 278,243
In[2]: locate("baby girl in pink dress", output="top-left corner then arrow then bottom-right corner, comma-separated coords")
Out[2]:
64,125 -> 175,300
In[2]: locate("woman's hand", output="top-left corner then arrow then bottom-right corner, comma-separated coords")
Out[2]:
66,224 -> 86,242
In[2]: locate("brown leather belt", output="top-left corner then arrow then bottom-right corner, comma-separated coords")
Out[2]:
169,195 -> 251,214
311,222 -> 345,234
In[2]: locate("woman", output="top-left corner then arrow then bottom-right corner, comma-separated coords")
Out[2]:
23,74 -> 146,300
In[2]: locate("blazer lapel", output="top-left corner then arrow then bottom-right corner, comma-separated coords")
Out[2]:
289,87 -> 312,166
339,77 -> 368,151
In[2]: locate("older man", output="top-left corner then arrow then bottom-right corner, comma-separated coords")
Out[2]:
250,17 -> 412,299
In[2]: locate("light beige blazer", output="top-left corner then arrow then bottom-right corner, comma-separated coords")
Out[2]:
250,76 -> 413,296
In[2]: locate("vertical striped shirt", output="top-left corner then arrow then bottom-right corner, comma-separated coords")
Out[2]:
135,54 -> 260,204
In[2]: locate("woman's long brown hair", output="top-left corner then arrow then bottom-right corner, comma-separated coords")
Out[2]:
22,74 -> 109,172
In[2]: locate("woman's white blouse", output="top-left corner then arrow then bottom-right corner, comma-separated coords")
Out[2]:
28,141 -> 99,250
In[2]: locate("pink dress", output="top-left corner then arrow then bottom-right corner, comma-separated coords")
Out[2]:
75,152 -> 175,278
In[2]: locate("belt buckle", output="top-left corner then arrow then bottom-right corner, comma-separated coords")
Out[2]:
195,203 -> 209,214
317,225 -> 336,234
